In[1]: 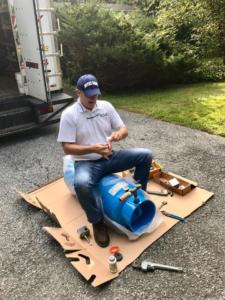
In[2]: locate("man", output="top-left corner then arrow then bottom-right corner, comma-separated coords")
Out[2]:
57,74 -> 152,247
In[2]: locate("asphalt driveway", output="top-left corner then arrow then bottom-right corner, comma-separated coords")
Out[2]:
1,110 -> 225,300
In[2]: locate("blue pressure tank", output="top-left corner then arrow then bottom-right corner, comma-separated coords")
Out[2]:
98,175 -> 156,234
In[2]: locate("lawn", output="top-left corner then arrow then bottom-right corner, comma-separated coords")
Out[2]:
106,82 -> 225,137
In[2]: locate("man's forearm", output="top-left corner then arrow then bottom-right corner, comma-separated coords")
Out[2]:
62,142 -> 112,157
62,142 -> 96,155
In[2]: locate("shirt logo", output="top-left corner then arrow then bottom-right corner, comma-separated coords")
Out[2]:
86,113 -> 108,119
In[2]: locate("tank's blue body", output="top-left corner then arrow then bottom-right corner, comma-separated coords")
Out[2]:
98,175 -> 156,234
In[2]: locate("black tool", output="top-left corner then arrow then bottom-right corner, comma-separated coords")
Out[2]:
132,260 -> 183,273
77,226 -> 90,243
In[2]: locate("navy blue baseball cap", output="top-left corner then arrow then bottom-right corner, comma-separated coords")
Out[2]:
76,74 -> 101,97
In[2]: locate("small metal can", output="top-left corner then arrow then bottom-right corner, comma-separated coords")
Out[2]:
108,255 -> 118,273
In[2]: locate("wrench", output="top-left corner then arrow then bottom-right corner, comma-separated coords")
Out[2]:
132,260 -> 183,273
161,211 -> 187,223
147,189 -> 173,197
158,200 -> 168,210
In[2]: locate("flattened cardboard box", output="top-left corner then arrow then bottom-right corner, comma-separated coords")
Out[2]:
19,173 -> 213,287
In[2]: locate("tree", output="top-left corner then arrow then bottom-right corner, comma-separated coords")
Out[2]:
203,0 -> 225,64
134,0 -> 160,16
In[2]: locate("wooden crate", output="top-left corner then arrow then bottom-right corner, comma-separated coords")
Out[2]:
152,171 -> 197,195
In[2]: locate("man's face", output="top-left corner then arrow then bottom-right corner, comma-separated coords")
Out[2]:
76,90 -> 98,110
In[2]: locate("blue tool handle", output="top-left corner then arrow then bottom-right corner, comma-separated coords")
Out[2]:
162,211 -> 187,223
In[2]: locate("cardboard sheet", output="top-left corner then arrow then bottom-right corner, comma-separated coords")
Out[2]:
19,174 -> 213,287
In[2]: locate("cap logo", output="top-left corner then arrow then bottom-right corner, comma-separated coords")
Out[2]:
84,81 -> 98,89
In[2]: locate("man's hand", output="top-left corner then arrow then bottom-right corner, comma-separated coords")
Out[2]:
108,127 -> 128,142
108,132 -> 122,142
94,143 -> 112,159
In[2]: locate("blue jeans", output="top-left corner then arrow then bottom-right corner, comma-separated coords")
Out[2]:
74,148 -> 152,224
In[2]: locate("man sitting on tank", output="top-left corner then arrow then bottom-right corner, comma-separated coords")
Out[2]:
57,74 -> 152,247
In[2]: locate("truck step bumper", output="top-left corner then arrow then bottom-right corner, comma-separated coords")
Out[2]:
0,106 -> 35,129
0,122 -> 38,138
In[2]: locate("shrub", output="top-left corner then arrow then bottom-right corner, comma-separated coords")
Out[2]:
194,58 -> 225,82
58,1 -> 223,91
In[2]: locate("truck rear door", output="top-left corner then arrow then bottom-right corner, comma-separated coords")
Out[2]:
8,0 -> 62,102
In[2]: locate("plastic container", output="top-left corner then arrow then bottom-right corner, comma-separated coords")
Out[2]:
98,175 -> 156,234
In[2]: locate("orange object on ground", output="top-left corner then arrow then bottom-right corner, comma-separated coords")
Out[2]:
110,246 -> 120,254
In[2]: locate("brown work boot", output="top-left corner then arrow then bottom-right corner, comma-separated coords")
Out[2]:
93,219 -> 110,248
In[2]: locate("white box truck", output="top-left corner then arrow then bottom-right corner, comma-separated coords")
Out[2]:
0,0 -> 73,137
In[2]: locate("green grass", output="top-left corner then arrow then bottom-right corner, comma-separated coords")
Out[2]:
106,82 -> 225,137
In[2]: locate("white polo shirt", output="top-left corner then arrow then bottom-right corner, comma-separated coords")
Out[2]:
57,98 -> 125,160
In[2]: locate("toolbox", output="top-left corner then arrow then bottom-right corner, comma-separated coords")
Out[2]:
152,171 -> 197,195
